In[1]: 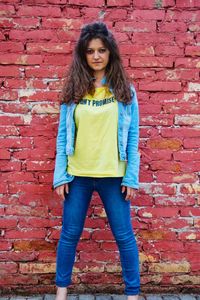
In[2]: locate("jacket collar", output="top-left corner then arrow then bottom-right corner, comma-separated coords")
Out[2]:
101,75 -> 107,85
101,75 -> 113,94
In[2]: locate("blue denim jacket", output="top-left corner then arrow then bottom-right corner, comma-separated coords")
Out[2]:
52,77 -> 140,190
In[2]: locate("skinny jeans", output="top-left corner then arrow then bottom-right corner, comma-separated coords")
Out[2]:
55,176 -> 140,295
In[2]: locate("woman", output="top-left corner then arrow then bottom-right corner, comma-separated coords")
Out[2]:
52,21 -> 141,300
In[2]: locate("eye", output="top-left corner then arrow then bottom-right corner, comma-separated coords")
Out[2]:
86,49 -> 93,54
99,48 -> 106,53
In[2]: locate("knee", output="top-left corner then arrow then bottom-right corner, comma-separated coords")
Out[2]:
114,228 -> 136,246
60,225 -> 82,244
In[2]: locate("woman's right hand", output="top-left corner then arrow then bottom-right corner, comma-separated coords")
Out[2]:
55,183 -> 69,200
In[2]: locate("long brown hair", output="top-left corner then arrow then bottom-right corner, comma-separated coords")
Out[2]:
60,21 -> 132,105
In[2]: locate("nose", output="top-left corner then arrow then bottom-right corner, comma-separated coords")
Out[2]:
94,51 -> 100,59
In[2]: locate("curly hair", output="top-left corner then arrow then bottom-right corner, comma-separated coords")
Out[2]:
60,21 -> 132,105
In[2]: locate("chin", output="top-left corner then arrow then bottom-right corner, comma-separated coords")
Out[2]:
92,66 -> 105,71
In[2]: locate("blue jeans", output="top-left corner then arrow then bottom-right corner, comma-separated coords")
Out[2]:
55,176 -> 140,295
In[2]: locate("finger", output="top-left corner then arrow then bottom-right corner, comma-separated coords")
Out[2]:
121,186 -> 125,193
58,186 -> 65,200
130,191 -> 137,201
125,190 -> 131,201
55,187 -> 61,197
125,188 -> 135,201
65,184 -> 69,194
124,187 -> 129,200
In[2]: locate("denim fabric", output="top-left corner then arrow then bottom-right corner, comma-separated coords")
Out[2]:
53,77 -> 140,190
56,176 -> 140,295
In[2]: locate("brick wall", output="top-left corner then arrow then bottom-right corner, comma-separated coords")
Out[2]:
0,0 -> 200,296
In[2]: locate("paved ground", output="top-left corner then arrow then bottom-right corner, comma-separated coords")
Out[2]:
0,294 -> 199,300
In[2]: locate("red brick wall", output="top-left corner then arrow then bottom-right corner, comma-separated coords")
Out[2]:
0,0 -> 200,296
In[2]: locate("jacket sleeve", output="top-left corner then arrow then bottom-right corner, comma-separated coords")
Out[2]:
52,103 -> 74,190
121,84 -> 140,189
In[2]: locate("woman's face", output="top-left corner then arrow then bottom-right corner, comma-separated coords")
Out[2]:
85,38 -> 110,74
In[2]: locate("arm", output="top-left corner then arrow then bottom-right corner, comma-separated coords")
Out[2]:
52,103 -> 72,190
121,84 -> 140,189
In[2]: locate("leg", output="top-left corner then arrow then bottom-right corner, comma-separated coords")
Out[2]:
56,176 -> 94,287
96,177 -> 140,296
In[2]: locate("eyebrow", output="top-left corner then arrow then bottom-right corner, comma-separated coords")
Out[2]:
86,47 -> 106,49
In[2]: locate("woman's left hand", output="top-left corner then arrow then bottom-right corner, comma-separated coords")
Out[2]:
121,185 -> 138,201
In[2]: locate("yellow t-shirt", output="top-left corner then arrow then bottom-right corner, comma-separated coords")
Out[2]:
67,86 -> 127,177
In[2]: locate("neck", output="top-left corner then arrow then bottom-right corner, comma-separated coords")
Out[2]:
93,70 -> 105,85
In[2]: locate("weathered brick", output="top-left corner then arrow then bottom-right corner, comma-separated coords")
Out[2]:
31,103 -> 59,114
0,66 -> 20,76
161,127 -> 200,138
175,57 -> 200,68
158,69 -> 199,81
19,262 -> 56,274
155,173 -> 197,184
0,262 -> 18,274
0,41 -> 24,52
133,0 -> 175,8
130,56 -> 174,68
42,18 -> 83,29
188,82 -> 200,91
0,54 -> 43,65
0,160 -> 21,171
158,21 -> 187,32
26,160 -> 55,171
171,275 -> 200,284
139,229 -> 176,240
183,138 -> 200,148
150,92 -> 198,104
141,114 -> 174,126
180,207 -> 200,217
9,29 -> 55,41
176,0 -> 196,8
180,184 -> 200,194
0,241 -> 12,251
0,274 -> 38,285
115,21 -> 156,32
6,205 -> 49,217
173,150 -> 200,161
0,218 -> 17,228
138,207 -> 179,218
185,46 -> 200,56
14,240 -> 56,251
5,229 -> 47,239
107,0 -> 130,6
162,103 -> 200,114
26,42 -> 72,54
155,194 -> 196,207
189,23 -> 200,32
80,251 -> 119,263
174,115 -> 200,125
17,6 -> 61,17
0,5 -> 15,16
178,231 -> 200,240
68,0 -> 104,6
155,45 -> 183,56
147,138 -> 182,150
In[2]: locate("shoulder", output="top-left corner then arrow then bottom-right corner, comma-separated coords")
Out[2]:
130,83 -> 137,99
59,103 -> 67,115
128,83 -> 138,110
60,103 -> 67,107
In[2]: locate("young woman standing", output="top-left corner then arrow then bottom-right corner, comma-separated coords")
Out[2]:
52,22 -> 141,300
